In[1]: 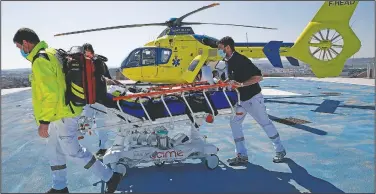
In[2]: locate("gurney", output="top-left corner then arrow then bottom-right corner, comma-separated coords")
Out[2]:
108,87 -> 238,121
80,81 -> 241,175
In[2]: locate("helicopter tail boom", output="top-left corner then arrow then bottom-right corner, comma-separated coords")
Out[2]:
234,41 -> 297,68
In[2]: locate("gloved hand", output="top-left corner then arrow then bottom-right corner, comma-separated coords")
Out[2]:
225,80 -> 241,90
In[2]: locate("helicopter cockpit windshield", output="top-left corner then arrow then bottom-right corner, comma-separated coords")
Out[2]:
121,47 -> 172,69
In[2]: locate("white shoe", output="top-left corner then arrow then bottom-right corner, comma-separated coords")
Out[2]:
273,150 -> 286,163
227,153 -> 248,166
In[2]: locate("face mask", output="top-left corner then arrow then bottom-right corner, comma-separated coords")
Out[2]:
20,45 -> 29,59
218,49 -> 226,58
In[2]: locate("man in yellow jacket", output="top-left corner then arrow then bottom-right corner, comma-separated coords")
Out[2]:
13,28 -> 123,193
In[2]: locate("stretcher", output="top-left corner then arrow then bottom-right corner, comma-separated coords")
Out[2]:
80,81 -> 241,176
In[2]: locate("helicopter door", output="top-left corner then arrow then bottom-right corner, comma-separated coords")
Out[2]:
182,52 -> 209,83
121,49 -> 142,81
140,48 -> 158,80
156,49 -> 180,82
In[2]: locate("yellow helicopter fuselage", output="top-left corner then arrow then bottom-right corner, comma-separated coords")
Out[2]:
121,33 -> 295,83
120,1 -> 361,83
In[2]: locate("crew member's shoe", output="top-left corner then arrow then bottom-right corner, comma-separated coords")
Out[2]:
105,172 -> 123,193
273,149 -> 286,163
45,187 -> 69,193
95,149 -> 107,159
227,153 -> 248,166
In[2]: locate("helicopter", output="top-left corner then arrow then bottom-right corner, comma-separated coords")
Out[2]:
55,1 -> 361,84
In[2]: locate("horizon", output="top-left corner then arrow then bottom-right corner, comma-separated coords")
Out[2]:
2,57 -> 373,71
1,1 -> 375,70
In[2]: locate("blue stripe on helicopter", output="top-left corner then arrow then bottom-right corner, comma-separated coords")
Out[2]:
286,56 -> 300,66
234,42 -> 294,47
236,41 -> 298,68
192,35 -> 298,68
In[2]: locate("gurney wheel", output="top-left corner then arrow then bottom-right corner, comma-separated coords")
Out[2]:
154,161 -> 165,167
205,154 -> 219,170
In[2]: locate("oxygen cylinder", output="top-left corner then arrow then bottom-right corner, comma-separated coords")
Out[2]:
131,131 -> 139,145
147,132 -> 158,147
137,131 -> 148,146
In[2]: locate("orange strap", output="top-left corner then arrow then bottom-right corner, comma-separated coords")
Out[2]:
113,81 -> 238,101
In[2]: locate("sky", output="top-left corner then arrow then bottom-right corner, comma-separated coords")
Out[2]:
1,1 -> 375,70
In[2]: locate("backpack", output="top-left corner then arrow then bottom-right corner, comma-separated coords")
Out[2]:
32,46 -> 108,113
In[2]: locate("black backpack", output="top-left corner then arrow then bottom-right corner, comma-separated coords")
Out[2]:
32,46 -> 108,113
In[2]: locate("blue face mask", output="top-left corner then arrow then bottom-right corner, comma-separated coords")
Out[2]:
20,45 -> 29,59
218,49 -> 226,58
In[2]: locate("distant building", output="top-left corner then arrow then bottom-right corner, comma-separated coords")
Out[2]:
366,63 -> 375,78
115,69 -> 127,80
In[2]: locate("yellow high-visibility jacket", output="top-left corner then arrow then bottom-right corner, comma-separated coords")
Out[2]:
27,41 -> 83,125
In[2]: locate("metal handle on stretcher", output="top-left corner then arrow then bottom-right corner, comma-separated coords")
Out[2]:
160,95 -> 173,118
116,96 -> 155,125
235,88 -> 241,106
116,100 -> 130,124
222,88 -> 234,114
138,99 -> 153,124
181,92 -> 197,126
161,95 -> 174,130
202,89 -> 215,119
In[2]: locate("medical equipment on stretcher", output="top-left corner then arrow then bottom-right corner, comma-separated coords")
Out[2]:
78,81 -> 241,175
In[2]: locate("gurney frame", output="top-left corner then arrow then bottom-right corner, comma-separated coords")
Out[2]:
89,82 -> 241,176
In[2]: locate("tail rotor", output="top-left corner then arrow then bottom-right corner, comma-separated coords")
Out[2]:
309,28 -> 344,62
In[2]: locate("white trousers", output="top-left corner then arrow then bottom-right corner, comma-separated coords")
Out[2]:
200,65 -> 215,85
93,115 -> 109,149
47,117 -> 113,190
229,93 -> 284,156
82,104 -> 109,149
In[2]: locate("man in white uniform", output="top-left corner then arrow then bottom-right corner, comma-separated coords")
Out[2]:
217,36 -> 287,166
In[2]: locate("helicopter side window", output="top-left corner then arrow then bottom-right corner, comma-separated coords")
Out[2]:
160,49 -> 172,64
125,49 -> 141,68
141,48 -> 156,66
188,60 -> 200,72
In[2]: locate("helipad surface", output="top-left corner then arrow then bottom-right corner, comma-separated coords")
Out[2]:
1,77 -> 374,193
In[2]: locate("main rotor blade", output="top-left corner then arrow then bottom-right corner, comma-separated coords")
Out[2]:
182,22 -> 278,30
175,3 -> 220,25
54,23 -> 167,37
